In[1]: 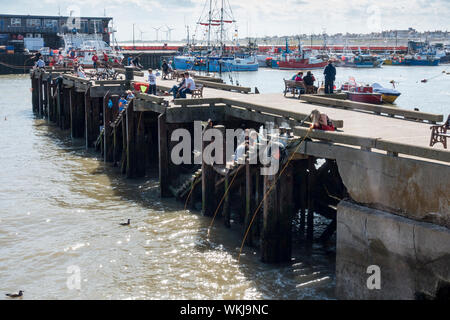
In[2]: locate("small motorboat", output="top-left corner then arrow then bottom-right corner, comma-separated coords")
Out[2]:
371,83 -> 401,104
343,84 -> 383,104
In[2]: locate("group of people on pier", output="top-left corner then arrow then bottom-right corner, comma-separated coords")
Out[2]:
290,60 -> 337,94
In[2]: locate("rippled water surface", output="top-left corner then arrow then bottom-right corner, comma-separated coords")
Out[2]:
1,65 -> 448,299
0,74 -> 336,300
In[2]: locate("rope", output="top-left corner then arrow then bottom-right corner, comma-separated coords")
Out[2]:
0,60 -> 33,70
184,177 -> 202,210
237,126 -> 314,263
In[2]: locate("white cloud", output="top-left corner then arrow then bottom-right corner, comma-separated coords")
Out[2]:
3,0 -> 450,40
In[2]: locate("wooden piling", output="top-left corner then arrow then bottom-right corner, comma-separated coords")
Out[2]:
307,156 -> 315,243
201,122 -> 216,217
38,74 -> 43,117
103,93 -> 116,162
244,161 -> 255,245
261,162 -> 294,263
223,171 -> 231,228
84,87 -> 93,149
158,112 -> 170,197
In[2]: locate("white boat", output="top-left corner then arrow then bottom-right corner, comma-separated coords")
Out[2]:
61,34 -> 124,67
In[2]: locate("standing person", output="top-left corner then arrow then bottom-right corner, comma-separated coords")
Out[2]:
148,69 -> 157,95
179,72 -> 196,98
323,60 -> 336,94
161,60 -> 169,79
92,53 -> 99,69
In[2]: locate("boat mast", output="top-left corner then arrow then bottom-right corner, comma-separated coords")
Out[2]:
207,0 -> 212,49
220,0 -> 224,56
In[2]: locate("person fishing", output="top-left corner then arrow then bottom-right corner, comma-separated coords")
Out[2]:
310,109 -> 335,131
323,60 -> 336,94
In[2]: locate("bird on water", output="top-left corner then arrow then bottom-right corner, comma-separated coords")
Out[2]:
6,290 -> 24,298
119,219 -> 130,226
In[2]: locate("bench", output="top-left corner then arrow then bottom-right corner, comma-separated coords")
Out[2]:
191,85 -> 204,98
174,70 -> 186,81
284,79 -> 306,98
162,70 -> 174,80
430,114 -> 450,149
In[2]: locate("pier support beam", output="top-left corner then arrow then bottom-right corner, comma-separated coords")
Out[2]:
307,157 -> 316,243
70,89 -> 85,139
158,113 -> 170,197
84,87 -> 94,149
201,122 -> 216,217
38,74 -> 43,117
261,162 -> 294,263
104,94 -> 117,162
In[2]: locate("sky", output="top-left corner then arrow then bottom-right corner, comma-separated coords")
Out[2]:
2,0 -> 450,42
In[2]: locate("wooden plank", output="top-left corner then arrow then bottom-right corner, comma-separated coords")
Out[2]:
135,92 -> 166,104
158,113 -> 171,197
116,68 -> 144,77
294,126 -> 377,149
223,98 -> 344,128
300,94 -> 443,123
94,80 -> 126,86
195,79 -> 251,93
293,126 -> 450,163
172,97 -> 222,106
134,98 -> 167,113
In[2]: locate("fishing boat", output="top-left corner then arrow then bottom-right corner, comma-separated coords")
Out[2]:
62,33 -> 124,67
383,54 -> 406,65
174,54 -> 258,72
341,81 -> 382,104
372,83 -> 401,104
277,40 -> 327,70
404,53 -> 440,66
340,54 -> 383,68
173,0 -> 258,73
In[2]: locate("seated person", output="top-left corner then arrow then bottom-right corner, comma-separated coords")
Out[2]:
179,72 -> 196,98
169,73 -> 186,99
310,109 -> 335,131
77,66 -> 86,78
303,71 -> 316,86
295,72 -> 304,82
126,90 -> 135,100
303,71 -> 318,93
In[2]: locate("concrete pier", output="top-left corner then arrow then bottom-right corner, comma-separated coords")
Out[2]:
30,68 -> 449,299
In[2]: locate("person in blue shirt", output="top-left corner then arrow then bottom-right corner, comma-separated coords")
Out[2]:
323,60 -> 336,94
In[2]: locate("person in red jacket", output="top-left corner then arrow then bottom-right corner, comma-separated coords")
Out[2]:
92,53 -> 99,69
311,110 -> 335,131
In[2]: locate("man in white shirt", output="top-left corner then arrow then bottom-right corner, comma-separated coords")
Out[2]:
179,72 -> 196,98
148,69 -> 157,95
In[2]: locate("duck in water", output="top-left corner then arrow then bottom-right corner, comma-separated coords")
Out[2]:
119,219 -> 130,226
6,290 -> 24,298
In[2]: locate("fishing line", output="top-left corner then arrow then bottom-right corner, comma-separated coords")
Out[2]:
237,126 -> 313,263
207,163 -> 244,239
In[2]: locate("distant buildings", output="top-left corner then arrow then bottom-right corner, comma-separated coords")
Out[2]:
0,14 -> 112,51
